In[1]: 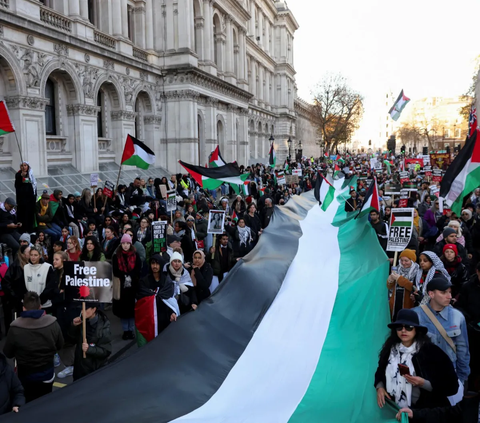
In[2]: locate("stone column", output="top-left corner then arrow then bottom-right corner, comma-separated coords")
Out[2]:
251,59 -> 257,100
80,0 -> 88,20
249,1 -> 256,36
224,15 -> 235,84
5,96 -> 49,177
202,0 -> 215,74
67,105 -> 100,173
204,96 -> 218,162
121,0 -> 128,38
110,111 -> 137,165
238,108 -> 249,166
112,0 -> 123,37
68,0 -> 80,18
152,0 -> 164,52
134,5 -> 146,48
177,0 -> 193,51
145,0 -> 154,51
194,18 -> 205,61
143,115 -> 162,166
225,105 -> 236,162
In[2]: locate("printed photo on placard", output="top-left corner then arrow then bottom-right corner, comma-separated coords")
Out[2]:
207,210 -> 226,234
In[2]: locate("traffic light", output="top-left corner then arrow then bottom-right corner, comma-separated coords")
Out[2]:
401,145 -> 406,154
446,145 -> 451,154
422,146 -> 428,155
387,135 -> 396,153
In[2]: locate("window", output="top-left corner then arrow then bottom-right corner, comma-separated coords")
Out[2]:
455,128 -> 461,138
88,0 -> 95,25
127,6 -> 134,41
444,129 -> 450,138
45,78 -> 56,135
97,91 -> 104,138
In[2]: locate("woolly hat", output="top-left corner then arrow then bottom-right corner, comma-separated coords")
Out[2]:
399,249 -> 416,263
443,243 -> 458,256
443,227 -> 457,238
120,234 -> 132,244
19,233 -> 31,243
170,251 -> 184,264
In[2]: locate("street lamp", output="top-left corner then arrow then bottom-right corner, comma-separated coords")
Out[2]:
269,134 -> 275,143
298,140 -> 303,159
287,136 -> 292,161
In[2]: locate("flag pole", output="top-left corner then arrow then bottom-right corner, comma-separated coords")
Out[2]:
13,132 -> 23,164
115,165 -> 122,190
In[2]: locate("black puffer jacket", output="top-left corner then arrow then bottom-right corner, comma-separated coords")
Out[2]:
0,353 -> 24,415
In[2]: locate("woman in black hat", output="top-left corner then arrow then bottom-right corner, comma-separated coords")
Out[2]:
374,309 -> 458,415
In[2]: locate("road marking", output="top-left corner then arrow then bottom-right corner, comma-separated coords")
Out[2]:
53,382 -> 67,388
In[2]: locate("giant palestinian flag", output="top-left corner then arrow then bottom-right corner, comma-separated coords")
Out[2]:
121,134 -> 155,170
388,90 -> 410,121
208,146 -> 227,168
7,176 -> 404,422
179,160 -> 249,190
440,128 -> 480,215
0,101 -> 15,135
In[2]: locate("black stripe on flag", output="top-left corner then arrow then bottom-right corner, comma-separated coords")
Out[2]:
6,193 -> 318,423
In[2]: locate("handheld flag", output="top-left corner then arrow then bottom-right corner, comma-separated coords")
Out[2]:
383,160 -> 392,175
0,101 -> 15,135
121,135 -> 155,170
269,143 -> 276,168
389,90 -> 410,121
356,176 -> 380,218
232,210 -> 238,223
179,161 -> 249,191
469,106 -> 477,138
314,172 -> 335,211
208,146 -> 227,168
439,128 -> 480,215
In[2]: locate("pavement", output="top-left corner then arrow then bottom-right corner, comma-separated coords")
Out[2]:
0,304 -> 138,391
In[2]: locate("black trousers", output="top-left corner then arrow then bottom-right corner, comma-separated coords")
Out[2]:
20,379 -> 53,403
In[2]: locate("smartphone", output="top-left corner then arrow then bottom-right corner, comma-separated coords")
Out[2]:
398,364 -> 410,376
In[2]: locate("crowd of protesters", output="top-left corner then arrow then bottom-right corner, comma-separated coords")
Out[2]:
0,149 -> 479,421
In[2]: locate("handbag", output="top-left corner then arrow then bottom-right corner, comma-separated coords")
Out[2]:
112,275 -> 121,300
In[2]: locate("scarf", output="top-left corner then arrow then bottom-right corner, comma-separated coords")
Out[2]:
38,202 -> 48,226
169,264 -> 183,282
415,251 -> 451,303
190,250 -> 205,287
397,260 -> 419,282
21,161 -> 37,196
238,225 -> 252,247
118,249 -> 136,273
413,215 -> 420,234
442,256 -> 462,275
386,342 -> 418,408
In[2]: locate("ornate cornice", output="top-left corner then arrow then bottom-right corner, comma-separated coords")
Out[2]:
66,104 -> 100,116
5,96 -> 49,110
144,115 -> 162,125
162,89 -> 200,101
111,110 -> 137,121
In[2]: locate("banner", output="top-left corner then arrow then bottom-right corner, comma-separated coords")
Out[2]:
207,210 -> 226,234
405,158 -> 424,168
64,261 -> 113,303
384,182 -> 402,195
420,155 -> 431,165
152,221 -> 167,254
386,208 -> 414,252
399,190 -> 409,208
430,153 -> 450,169
432,169 -> 443,183
103,180 -> 115,199
277,171 -> 286,185
166,189 -> 176,213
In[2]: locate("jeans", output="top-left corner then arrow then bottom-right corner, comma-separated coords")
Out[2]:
42,223 -> 62,242
121,318 -> 135,332
221,184 -> 229,196
0,231 -> 20,256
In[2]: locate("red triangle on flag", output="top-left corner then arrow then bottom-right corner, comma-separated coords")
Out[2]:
209,146 -> 219,162
390,211 -> 396,226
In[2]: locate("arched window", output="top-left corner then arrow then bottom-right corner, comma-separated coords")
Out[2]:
213,14 -> 222,69
45,78 -> 56,135
217,120 -> 224,147
97,90 -> 104,138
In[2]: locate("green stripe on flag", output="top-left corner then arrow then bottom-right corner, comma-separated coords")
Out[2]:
122,155 -> 151,170
289,198 -> 396,422
392,222 -> 411,227
0,129 -> 12,136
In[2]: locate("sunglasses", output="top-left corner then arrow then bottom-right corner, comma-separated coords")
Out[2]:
395,325 -> 415,332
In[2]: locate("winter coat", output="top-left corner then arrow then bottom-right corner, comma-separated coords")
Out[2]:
0,206 -> 17,235
0,353 -> 24,415
433,241 -> 469,265
195,218 -> 208,241
191,263 -> 213,304
441,257 -> 469,298
455,274 -> 480,326
34,200 -> 55,228
225,224 -> 256,259
112,251 -> 141,319
164,266 -> 197,314
1,259 -> 25,311
387,275 -> 415,319
68,311 -> 112,381
206,245 -> 236,280
244,213 -> 262,238
374,342 -> 459,410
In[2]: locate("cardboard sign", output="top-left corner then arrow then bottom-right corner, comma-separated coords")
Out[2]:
384,182 -> 402,195
285,175 -> 299,184
386,208 -> 414,252
432,169 -> 443,183
90,173 -> 99,187
166,189 -> 176,213
103,180 -> 115,199
64,261 -> 113,303
405,158 -> 424,168
420,155 -> 431,165
207,210 -> 226,234
160,185 -> 167,200
277,171 -> 286,185
430,185 -> 440,197
152,221 -> 167,254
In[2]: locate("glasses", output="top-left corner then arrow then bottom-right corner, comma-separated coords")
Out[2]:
395,325 -> 415,332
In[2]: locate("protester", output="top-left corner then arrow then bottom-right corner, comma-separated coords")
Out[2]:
0,352 -> 24,415
188,250 -> 213,304
66,236 -> 82,261
369,209 -> 389,251
14,161 -> 36,234
0,197 -> 21,256
80,236 -> 105,262
208,233 -> 235,283
226,218 -> 256,259
3,291 -> 63,402
35,192 -> 62,241
440,244 -> 469,299
165,251 -> 197,314
434,227 -> 469,264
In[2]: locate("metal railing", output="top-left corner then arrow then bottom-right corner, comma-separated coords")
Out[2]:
40,6 -> 72,33
94,29 -> 116,49
133,47 -> 148,62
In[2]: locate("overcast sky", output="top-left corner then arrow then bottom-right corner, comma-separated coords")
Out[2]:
290,0 -> 480,143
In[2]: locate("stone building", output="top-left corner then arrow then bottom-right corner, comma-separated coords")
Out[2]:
0,0 -> 306,196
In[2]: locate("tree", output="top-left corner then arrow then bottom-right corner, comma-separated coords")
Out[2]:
310,74 -> 364,153
460,55 -> 480,120
397,108 -> 445,152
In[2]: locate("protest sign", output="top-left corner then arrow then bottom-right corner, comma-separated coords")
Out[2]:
423,166 -> 432,177
152,221 -> 167,254
64,261 -> 113,303
90,173 -> 99,187
386,208 -> 414,252
420,155 -> 431,165
292,169 -> 302,177
277,171 -> 286,185
166,189 -> 176,213
399,171 -> 410,184
430,153 -> 450,169
384,182 -> 402,195
432,169 -> 443,183
103,180 -> 114,199
207,210 -> 226,234
430,185 -> 440,197
399,190 -> 409,208
285,175 -> 299,184
160,185 -> 167,200
405,158 -> 424,168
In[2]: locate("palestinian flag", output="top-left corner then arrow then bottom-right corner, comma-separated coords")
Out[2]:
356,176 -> 380,218
179,160 -> 249,190
232,210 -> 238,222
468,106 -> 477,138
324,151 -> 329,158
268,143 -> 276,168
333,164 -> 342,178
388,89 -> 410,121
135,295 -> 158,347
314,172 -> 335,211
208,146 -> 227,168
15,181 -> 405,423
0,101 -> 15,135
383,160 -> 392,175
121,134 -> 155,170
440,128 -> 480,215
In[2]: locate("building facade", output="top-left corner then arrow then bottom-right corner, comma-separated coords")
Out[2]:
0,0 -> 303,185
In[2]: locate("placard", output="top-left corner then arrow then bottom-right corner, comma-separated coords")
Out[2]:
152,221 -> 167,254
103,180 -> 115,199
420,155 -> 431,165
405,158 -> 424,168
398,190 -> 409,208
160,185 -> 167,199
292,169 -> 302,177
432,169 -> 443,183
399,171 -> 410,184
64,261 -> 113,303
166,189 -> 176,212
423,166 -> 432,177
386,208 -> 414,252
207,210 -> 226,234
384,182 -> 402,195
276,171 -> 286,185
285,175 -> 299,184
90,173 -> 99,187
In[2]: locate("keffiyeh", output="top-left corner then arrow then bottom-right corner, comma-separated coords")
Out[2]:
415,251 -> 451,304
386,342 -> 418,408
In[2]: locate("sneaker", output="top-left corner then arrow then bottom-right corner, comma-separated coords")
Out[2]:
57,366 -> 74,379
54,353 -> 61,368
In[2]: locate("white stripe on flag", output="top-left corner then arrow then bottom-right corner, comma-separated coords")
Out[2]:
171,200 -> 341,423
134,143 -> 155,164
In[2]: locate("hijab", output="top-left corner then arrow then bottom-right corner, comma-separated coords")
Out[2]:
415,251 -> 451,301
20,161 -> 37,196
190,250 -> 205,287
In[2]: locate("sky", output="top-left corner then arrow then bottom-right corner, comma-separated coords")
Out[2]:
290,0 -> 480,145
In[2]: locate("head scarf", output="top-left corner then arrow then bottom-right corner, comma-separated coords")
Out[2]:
415,251 -> 451,302
397,258 -> 419,282
20,161 -> 37,196
193,249 -> 205,267
238,224 -> 252,246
